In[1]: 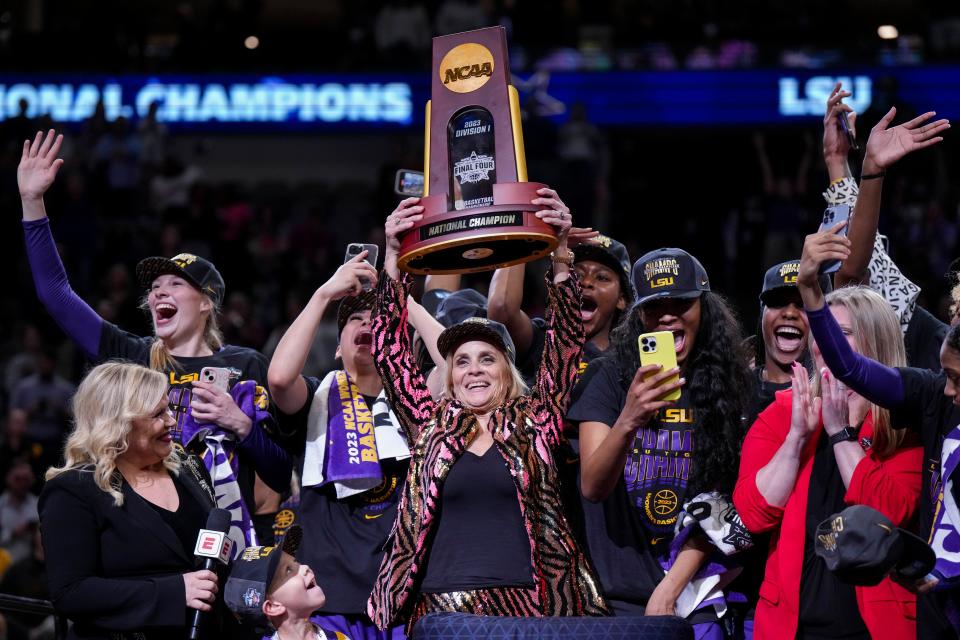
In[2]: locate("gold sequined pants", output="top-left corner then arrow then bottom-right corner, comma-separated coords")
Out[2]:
408,586 -> 541,635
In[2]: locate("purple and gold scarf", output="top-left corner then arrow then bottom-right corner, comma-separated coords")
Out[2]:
181,380 -> 271,555
302,370 -> 408,499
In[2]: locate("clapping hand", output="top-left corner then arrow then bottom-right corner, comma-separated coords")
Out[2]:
819,369 -> 850,437
789,362 -> 820,442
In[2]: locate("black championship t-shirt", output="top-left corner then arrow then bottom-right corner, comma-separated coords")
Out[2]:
283,375 -> 409,615
891,367 -> 960,640
518,316 -> 603,398
98,322 -> 273,512
797,435 -> 869,639
566,356 -> 697,606
904,306 -> 948,372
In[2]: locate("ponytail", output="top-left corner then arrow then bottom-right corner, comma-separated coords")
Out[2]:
149,338 -> 179,372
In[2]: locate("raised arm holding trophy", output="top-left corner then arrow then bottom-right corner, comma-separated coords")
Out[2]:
397,26 -> 559,275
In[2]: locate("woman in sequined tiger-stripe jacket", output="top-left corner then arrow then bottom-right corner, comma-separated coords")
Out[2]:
367,197 -> 609,632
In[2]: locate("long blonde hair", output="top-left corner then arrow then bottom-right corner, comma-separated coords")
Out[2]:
813,286 -> 907,458
441,347 -> 529,410
141,293 -> 224,372
46,361 -> 180,505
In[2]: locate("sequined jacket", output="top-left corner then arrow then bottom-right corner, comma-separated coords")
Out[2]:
367,273 -> 610,629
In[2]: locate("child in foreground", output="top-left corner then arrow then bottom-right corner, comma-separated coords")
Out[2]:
226,526 -> 349,640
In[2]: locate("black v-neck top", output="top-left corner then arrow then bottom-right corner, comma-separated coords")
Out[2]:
420,446 -> 534,592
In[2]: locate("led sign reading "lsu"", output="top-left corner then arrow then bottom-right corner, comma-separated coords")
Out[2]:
778,75 -> 872,116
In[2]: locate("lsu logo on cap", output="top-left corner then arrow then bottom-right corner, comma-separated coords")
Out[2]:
778,261 -> 800,285
643,258 -> 680,284
172,253 -> 198,268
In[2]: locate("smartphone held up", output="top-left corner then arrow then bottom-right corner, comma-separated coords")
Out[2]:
817,204 -> 851,274
199,366 -> 234,393
344,243 -> 379,292
638,331 -> 681,402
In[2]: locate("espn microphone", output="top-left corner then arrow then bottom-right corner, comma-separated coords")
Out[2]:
188,508 -> 232,640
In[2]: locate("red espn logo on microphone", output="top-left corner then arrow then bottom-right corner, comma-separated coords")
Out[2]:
194,529 -> 232,563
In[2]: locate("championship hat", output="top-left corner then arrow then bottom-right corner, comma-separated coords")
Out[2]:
631,248 -> 710,307
136,253 -> 226,307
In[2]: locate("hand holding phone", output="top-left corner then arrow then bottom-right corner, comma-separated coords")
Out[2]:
199,367 -> 232,393
344,243 -> 379,291
838,111 -> 859,153
816,204 -> 851,274
638,332 -> 681,402
824,82 -> 858,156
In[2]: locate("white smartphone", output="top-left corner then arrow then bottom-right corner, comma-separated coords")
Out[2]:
199,366 -> 232,393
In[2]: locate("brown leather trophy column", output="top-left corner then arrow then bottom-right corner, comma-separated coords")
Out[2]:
397,26 -> 558,275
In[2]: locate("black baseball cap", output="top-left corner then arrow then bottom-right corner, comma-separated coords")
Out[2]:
573,234 -> 633,301
631,248 -> 710,307
437,317 -> 516,362
225,525 -> 303,629
759,259 -> 832,306
337,291 -> 377,335
435,288 -> 488,328
421,289 -> 452,318
815,505 -> 935,586
136,253 -> 226,308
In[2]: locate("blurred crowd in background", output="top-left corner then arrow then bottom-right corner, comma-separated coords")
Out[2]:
3,0 -> 960,71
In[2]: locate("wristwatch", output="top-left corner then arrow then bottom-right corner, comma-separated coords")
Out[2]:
828,426 -> 859,447
550,249 -> 575,265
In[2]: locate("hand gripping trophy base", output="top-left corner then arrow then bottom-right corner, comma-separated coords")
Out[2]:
397,182 -> 558,275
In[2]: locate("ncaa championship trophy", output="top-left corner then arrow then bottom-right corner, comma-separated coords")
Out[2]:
397,26 -> 559,275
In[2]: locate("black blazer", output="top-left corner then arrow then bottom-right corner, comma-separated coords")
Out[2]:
38,459 -> 215,640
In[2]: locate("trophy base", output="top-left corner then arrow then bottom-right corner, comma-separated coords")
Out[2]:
397,182 -> 559,275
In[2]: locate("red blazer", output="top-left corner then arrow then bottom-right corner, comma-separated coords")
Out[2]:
733,390 -> 922,640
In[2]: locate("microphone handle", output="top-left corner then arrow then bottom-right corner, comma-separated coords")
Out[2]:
187,557 -> 219,640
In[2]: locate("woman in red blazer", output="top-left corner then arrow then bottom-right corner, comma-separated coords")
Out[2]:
734,286 -> 922,640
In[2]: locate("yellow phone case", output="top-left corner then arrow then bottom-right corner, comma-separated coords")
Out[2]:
638,331 -> 681,401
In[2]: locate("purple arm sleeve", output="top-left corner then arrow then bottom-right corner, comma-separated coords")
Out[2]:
236,423 -> 292,494
806,304 -> 905,408
23,219 -> 103,359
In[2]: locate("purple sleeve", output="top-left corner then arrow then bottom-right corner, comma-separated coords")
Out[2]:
23,219 -> 103,359
236,423 -> 292,494
230,380 -> 292,494
806,304 -> 905,408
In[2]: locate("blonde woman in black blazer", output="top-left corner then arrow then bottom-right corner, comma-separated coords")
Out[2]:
39,362 -> 219,640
